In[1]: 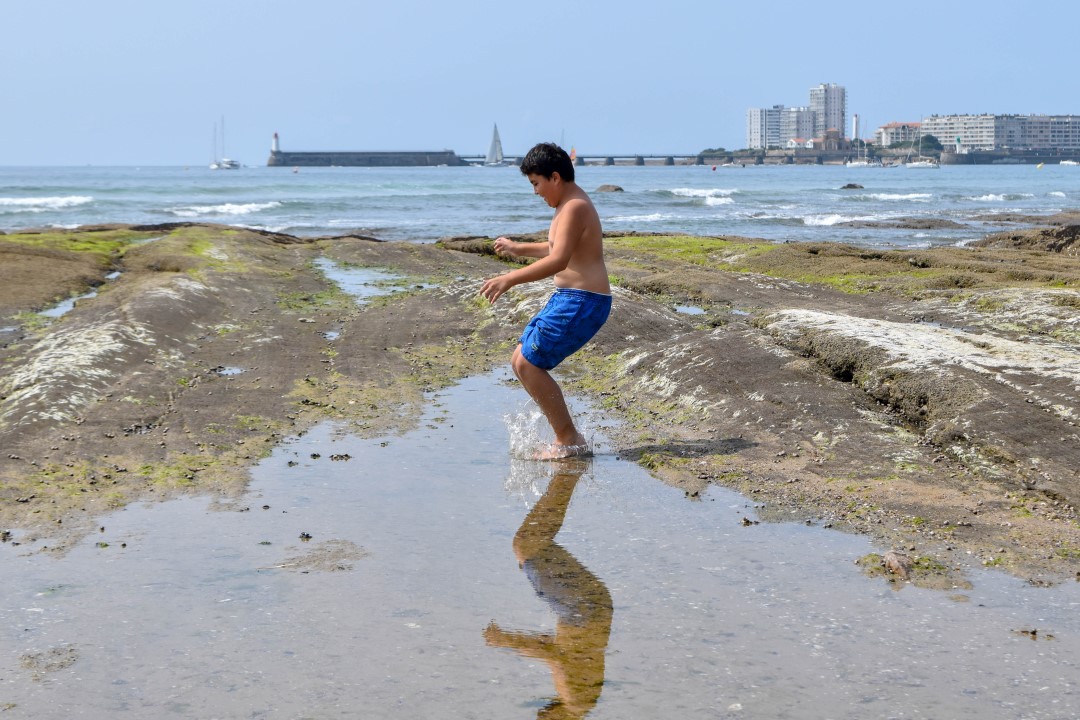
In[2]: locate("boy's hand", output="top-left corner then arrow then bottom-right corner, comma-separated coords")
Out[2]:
480,274 -> 513,304
492,236 -> 514,256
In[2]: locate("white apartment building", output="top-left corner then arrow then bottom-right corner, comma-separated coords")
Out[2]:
780,107 -> 817,146
920,114 -> 1080,151
746,105 -> 821,149
745,83 -> 848,149
876,122 -> 922,147
809,83 -> 846,139
746,105 -> 785,150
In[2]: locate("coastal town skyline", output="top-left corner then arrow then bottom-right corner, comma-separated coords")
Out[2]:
5,0 -> 1080,166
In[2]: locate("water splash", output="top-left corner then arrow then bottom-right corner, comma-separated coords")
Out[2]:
500,399 -> 607,506
503,401 -> 549,460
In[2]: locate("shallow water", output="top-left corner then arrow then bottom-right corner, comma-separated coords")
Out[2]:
313,256 -> 433,304
38,290 -> 97,319
2,372 -> 1078,719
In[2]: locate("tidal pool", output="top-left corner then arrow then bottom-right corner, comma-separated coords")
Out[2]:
2,372 -> 1078,719
39,290 -> 97,319
313,257 -> 434,305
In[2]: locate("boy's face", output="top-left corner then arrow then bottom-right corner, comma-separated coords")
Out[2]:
527,172 -> 561,208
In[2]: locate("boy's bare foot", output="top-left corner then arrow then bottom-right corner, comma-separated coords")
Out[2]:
535,435 -> 592,460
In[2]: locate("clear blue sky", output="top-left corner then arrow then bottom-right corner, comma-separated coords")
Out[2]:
5,0 -> 1078,166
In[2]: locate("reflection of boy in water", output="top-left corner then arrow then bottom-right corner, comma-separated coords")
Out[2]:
480,143 -> 611,460
484,460 -> 613,719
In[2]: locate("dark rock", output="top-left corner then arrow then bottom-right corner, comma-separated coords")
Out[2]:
973,224 -> 1080,254
839,218 -> 967,230
595,184 -> 624,193
840,183 -> 864,190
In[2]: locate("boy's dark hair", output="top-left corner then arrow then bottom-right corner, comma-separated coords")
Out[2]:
519,142 -> 575,182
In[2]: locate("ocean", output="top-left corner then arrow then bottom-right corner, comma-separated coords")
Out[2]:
1,163 -> 1077,248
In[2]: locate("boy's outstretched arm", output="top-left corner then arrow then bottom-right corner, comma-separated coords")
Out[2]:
479,202 -> 587,304
493,236 -> 549,259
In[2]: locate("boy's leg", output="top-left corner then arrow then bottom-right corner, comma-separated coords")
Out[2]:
511,345 -> 587,452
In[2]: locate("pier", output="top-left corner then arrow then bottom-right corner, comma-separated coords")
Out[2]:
459,153 -> 708,166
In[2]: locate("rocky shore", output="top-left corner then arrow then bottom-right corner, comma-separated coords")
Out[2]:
1,219 -> 1078,588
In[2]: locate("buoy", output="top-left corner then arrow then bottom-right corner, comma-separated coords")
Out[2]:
711,165 -> 717,171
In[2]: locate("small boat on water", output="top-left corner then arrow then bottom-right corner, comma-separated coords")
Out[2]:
905,158 -> 939,169
902,121 -> 939,168
484,123 -> 514,167
845,115 -> 882,167
210,117 -> 241,170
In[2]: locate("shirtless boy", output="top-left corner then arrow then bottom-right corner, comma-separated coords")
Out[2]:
480,142 -> 611,459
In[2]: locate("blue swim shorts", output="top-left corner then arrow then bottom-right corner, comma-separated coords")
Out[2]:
519,288 -> 612,371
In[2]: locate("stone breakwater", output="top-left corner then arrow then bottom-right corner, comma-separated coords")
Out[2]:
1,221 -> 1078,587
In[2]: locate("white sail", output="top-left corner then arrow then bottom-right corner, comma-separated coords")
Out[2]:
485,123 -> 504,165
210,116 -> 240,169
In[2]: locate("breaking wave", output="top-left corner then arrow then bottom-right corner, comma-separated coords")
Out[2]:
966,193 -> 1036,202
668,188 -> 737,206
858,193 -> 933,202
0,195 -> 93,213
168,201 -> 282,217
608,212 -> 671,223
804,214 -> 858,226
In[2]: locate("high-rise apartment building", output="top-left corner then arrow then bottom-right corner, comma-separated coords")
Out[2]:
809,83 -> 847,139
746,105 -> 785,149
746,83 -> 847,149
780,107 -> 816,145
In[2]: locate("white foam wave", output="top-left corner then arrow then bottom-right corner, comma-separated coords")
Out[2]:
1050,191 -> 1067,198
609,212 -> 670,222
669,187 -> 737,200
861,193 -> 932,202
169,201 -> 282,217
0,195 -> 93,212
804,214 -> 856,226
704,196 -> 734,206
967,193 -> 1035,202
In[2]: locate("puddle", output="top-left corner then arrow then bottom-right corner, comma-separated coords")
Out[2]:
39,289 -> 97,318
730,308 -> 751,317
675,305 -> 705,315
321,329 -> 341,340
211,365 -> 245,376
314,256 -> 434,304
130,235 -> 166,246
0,326 -> 16,334
105,270 -> 122,281
2,371 -> 1078,718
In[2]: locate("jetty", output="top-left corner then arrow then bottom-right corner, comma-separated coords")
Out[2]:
266,133 -> 468,167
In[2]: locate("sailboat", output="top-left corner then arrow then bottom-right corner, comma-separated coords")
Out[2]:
845,115 -> 881,167
484,123 -> 513,166
904,124 -> 939,169
209,117 -> 240,170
